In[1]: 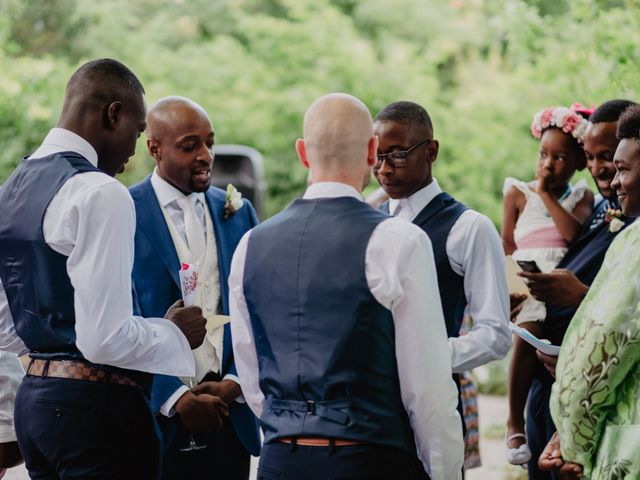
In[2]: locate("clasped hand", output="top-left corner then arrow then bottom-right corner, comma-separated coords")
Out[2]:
193,379 -> 241,404
538,432 -> 583,479
175,388 -> 229,434
175,380 -> 242,434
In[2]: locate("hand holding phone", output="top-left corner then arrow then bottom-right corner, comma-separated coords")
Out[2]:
517,260 -> 542,273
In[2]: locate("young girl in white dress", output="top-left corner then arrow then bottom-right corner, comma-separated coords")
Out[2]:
502,105 -> 594,465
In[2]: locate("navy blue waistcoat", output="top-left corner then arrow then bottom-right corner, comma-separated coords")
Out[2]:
0,152 -> 152,387
243,197 -> 414,451
412,193 -> 468,338
0,152 -> 99,357
391,192 -> 468,338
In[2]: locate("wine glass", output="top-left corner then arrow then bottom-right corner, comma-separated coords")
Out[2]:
180,377 -> 207,452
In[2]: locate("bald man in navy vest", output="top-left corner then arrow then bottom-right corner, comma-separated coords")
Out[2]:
229,93 -> 464,480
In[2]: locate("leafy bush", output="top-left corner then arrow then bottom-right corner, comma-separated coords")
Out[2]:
1,0 -> 638,223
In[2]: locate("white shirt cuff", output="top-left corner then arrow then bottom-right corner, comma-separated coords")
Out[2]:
159,385 -> 190,417
223,373 -> 246,403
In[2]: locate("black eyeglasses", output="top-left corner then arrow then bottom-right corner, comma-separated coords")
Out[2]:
375,138 -> 432,168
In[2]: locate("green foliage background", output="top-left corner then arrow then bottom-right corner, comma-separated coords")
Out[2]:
1,0 -> 638,222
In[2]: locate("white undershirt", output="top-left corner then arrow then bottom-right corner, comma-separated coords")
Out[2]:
0,128 -> 195,377
230,182 -> 464,480
389,179 -> 511,372
149,170 -> 242,416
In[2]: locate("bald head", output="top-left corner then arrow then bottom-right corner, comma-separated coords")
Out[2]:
147,96 -> 211,143
145,96 -> 215,195
302,94 -> 374,172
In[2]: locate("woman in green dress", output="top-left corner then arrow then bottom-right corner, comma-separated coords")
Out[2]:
541,104 -> 640,479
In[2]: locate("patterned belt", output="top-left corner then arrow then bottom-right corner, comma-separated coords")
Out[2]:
27,359 -> 139,388
277,437 -> 364,447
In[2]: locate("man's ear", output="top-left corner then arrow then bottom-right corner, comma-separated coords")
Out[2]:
147,138 -> 161,162
427,139 -> 439,165
295,138 -> 310,169
106,101 -> 122,130
367,135 -> 379,167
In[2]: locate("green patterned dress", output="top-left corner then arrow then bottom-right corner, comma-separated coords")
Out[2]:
550,220 -> 640,479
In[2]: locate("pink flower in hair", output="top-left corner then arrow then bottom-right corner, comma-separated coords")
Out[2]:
540,108 -> 553,127
530,105 -> 589,142
562,114 -> 580,133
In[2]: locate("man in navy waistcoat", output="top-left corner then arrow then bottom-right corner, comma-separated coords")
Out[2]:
373,101 -> 511,468
229,93 -> 464,480
0,59 -> 206,479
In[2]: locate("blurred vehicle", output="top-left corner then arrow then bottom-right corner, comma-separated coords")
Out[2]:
211,144 -> 266,220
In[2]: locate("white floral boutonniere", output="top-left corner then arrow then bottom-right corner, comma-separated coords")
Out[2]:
605,208 -> 625,233
224,183 -> 244,220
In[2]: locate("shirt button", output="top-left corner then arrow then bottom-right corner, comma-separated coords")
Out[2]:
205,282 -> 210,288
206,306 -> 212,312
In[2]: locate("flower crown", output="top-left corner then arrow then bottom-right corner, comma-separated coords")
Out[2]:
530,105 -> 590,141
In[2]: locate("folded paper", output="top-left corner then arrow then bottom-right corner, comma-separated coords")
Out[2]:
509,323 -> 561,356
505,255 -> 530,296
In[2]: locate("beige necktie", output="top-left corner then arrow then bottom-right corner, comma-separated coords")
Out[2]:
177,196 -> 206,261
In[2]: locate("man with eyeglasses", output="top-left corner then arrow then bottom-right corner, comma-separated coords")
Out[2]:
374,101 -> 511,459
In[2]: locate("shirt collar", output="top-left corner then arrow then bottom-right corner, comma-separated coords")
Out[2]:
388,178 -> 442,217
29,128 -> 99,167
303,182 -> 363,201
151,168 -> 205,208
606,196 -> 621,211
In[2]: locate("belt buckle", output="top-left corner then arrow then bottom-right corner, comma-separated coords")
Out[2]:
306,400 -> 316,415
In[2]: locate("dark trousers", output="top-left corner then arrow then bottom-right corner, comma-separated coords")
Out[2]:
160,408 -> 250,480
15,375 -> 160,480
526,378 -> 558,480
453,373 -> 466,438
257,442 -> 429,480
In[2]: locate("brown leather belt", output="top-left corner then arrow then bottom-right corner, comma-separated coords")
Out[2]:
277,437 -> 364,447
27,359 -> 139,388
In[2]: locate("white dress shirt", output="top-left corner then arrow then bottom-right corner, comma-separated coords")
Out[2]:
389,179 -> 511,373
230,182 -> 464,480
149,170 -> 242,416
0,128 -> 194,377
0,352 -> 23,443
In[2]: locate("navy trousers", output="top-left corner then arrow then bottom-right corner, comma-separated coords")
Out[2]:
15,375 -> 160,480
257,442 -> 429,480
160,416 -> 250,480
158,370 -> 251,480
526,378 -> 558,480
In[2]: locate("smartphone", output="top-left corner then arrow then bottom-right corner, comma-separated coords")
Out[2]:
517,260 -> 542,273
